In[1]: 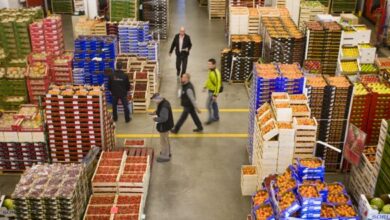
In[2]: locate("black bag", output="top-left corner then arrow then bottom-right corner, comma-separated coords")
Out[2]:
213,70 -> 223,93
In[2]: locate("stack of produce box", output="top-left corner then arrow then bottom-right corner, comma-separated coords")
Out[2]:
0,105 -> 47,171
375,120 -> 390,195
321,76 -> 353,171
361,82 -> 390,144
118,19 -> 155,58
106,21 -> 119,37
0,67 -> 28,110
306,76 -> 327,126
110,0 -> 139,21
349,145 -> 379,201
331,0 -> 357,13
84,194 -> 144,219
74,17 -> 106,38
305,21 -> 342,75
0,8 -> 43,59
208,0 -> 226,19
224,34 -> 262,81
349,82 -> 371,131
90,151 -> 150,212
251,158 -> 359,219
12,164 -> 89,219
221,48 -> 233,81
261,16 -> 305,64
73,0 -> 85,14
73,35 -> 118,103
248,8 -> 259,34
44,85 -> 115,163
241,166 -> 258,196
72,68 -> 85,85
51,0 -> 74,14
142,0 -> 169,39
43,15 -> 64,56
26,62 -> 49,104
133,72 -> 150,112
51,52 -> 74,84
29,20 -> 45,53
298,1 -> 327,31
229,7 -> 249,36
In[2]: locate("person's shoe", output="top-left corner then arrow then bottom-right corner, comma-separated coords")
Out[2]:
125,118 -> 132,123
204,120 -> 213,125
160,152 -> 172,158
213,118 -> 219,122
113,118 -> 118,122
193,128 -> 203,132
156,155 -> 170,163
171,129 -> 178,134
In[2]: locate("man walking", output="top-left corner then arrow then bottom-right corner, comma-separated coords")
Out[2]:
204,58 -> 222,125
151,94 -> 174,162
171,73 -> 203,133
169,27 -> 192,78
108,62 -> 131,123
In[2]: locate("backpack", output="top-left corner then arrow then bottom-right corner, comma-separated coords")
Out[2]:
213,70 -> 224,93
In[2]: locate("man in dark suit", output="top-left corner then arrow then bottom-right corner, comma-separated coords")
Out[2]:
108,62 -> 131,123
169,27 -> 192,78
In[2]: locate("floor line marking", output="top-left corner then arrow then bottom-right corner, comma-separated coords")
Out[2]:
109,108 -> 249,113
116,133 -> 248,138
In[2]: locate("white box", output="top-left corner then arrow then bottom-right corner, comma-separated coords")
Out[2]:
0,132 -> 4,142
18,132 -> 33,142
32,132 -> 45,142
316,14 -> 334,22
273,104 -> 293,122
261,120 -> 278,141
4,132 -> 19,142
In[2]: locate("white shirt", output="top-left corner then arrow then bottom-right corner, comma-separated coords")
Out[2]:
179,35 -> 184,52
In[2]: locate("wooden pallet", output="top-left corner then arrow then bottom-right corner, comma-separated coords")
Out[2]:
208,0 -> 226,19
0,169 -> 24,175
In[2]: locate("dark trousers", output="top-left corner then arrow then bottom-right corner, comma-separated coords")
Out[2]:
174,106 -> 203,131
112,96 -> 130,121
176,53 -> 188,76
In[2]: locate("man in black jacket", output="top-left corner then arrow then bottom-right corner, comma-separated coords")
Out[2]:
108,62 -> 131,123
171,73 -> 203,133
151,93 -> 174,162
169,27 -> 192,78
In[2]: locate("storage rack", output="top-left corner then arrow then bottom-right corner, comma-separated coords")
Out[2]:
143,0 -> 169,39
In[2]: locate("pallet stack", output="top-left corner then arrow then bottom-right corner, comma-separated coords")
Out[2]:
222,34 -> 262,82
293,117 -> 318,159
298,1 -> 328,31
208,0 -> 226,19
306,75 -> 327,137
365,82 -> 390,144
110,0 -> 139,21
73,35 -> 118,103
305,21 -> 342,75
248,8 -> 260,34
261,17 -> 305,64
320,76 -> 353,171
29,15 -> 65,56
331,0 -> 357,14
44,85 -> 115,163
51,0 -> 74,14
74,18 -> 107,38
51,52 -> 74,84
0,67 -> 28,110
375,120 -> 390,195
26,62 -> 50,104
229,7 -> 249,35
143,0 -> 169,39
349,82 -> 371,131
0,8 -> 43,59
12,164 -> 89,219
106,21 -> 119,37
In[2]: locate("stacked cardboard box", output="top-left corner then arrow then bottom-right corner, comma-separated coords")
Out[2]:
44,85 -> 115,163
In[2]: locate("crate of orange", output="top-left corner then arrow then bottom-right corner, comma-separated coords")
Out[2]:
241,165 -> 258,196
252,203 -> 275,220
297,157 -> 325,175
335,204 -> 359,220
320,203 -> 339,220
276,190 -> 301,218
252,189 -> 270,208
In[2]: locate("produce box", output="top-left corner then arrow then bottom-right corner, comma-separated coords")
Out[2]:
360,194 -> 390,220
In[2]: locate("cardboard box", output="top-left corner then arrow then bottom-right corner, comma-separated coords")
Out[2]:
360,194 -> 390,220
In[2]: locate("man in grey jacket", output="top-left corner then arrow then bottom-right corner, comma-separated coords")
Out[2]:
151,93 -> 174,162
171,73 -> 203,133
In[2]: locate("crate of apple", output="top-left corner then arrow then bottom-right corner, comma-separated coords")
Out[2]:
303,60 -> 321,74
360,63 -> 378,74
124,139 -> 145,148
